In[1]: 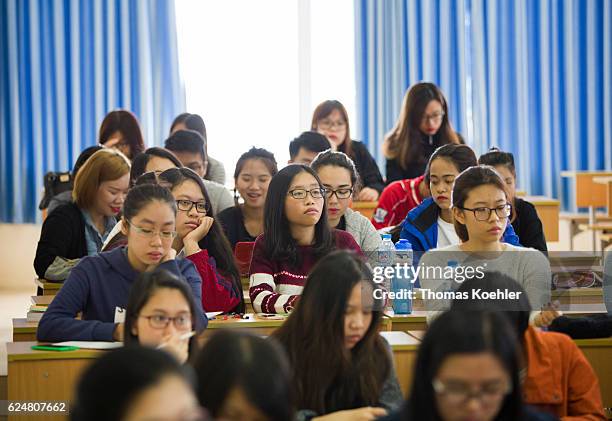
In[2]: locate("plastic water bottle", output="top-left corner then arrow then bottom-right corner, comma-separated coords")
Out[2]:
377,234 -> 396,311
392,239 -> 413,314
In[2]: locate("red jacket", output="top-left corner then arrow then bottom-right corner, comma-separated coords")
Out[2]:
371,176 -> 426,229
523,326 -> 606,420
186,249 -> 241,313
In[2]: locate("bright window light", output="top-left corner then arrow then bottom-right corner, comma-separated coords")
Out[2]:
175,0 -> 356,184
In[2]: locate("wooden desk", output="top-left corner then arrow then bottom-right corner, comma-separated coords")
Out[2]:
350,201 -> 377,220
384,311 -> 428,332
593,176 -> 612,218
35,279 -> 62,296
561,171 -> 612,250
12,318 -> 38,342
7,342 -> 103,421
551,288 -> 603,305
560,213 -> 612,250
380,331 -> 420,397
31,295 -> 54,306
523,196 -> 560,242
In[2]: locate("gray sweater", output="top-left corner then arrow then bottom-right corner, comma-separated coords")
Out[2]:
344,208 -> 382,254
206,156 -> 226,185
418,243 -> 551,312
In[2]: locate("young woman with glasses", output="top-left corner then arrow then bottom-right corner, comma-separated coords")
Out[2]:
383,82 -> 463,183
311,149 -> 382,253
311,100 -> 385,201
418,166 -> 551,316
248,165 -> 363,314
37,184 -> 207,343
124,269 -> 203,364
157,167 -> 244,313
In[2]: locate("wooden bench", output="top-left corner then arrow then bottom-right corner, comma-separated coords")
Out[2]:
34,279 -> 62,296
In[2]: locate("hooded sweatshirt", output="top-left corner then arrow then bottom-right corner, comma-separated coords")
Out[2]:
37,247 -> 207,342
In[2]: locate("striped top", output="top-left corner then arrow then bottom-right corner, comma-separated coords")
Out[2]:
248,231 -> 363,314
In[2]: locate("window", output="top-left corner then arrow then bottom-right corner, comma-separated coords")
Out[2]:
175,0 -> 355,183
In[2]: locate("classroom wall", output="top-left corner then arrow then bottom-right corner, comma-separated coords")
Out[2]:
0,224 -> 41,291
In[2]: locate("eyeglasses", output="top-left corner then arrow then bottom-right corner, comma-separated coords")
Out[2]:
421,111 -> 445,123
287,188 -> 326,200
457,204 -> 512,221
127,220 -> 177,239
318,119 -> 347,130
140,313 -> 192,329
176,199 -> 208,214
433,379 -> 511,405
325,187 -> 354,199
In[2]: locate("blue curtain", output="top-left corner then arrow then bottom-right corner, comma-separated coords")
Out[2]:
0,0 -> 185,223
355,0 -> 612,208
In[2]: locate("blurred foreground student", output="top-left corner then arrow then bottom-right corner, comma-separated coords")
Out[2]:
71,347 -> 206,421
274,251 -> 402,420
194,330 -> 294,421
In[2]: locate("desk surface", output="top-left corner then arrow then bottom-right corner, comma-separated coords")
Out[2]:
380,331 -> 420,350
523,195 -> 560,205
561,171 -> 612,177
35,278 -> 62,290
13,318 -> 38,334
31,295 -> 54,306
7,341 -> 103,362
351,201 -> 378,209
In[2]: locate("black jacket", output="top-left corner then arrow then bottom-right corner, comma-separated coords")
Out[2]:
217,206 -> 257,249
346,140 -> 385,193
512,198 -> 548,253
34,202 -> 87,278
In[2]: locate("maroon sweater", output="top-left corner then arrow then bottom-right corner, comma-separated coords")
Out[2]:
248,230 -> 363,313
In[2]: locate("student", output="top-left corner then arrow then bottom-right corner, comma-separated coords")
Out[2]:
71,347 -> 205,421
124,269 -> 202,364
478,148 -> 547,253
389,310 -> 555,421
399,144 -> 520,260
129,147 -> 182,184
164,129 -> 233,215
418,165 -> 550,311
158,167 -> 244,313
383,83 -> 462,183
289,131 -> 332,165
98,109 -> 145,160
218,147 -> 278,248
451,273 -> 606,420
248,164 -> 362,314
37,184 -> 207,342
170,112 -> 226,185
273,251 -> 402,420
371,175 -> 430,230
47,145 -> 104,215
34,149 -> 131,281
194,330 -> 294,421
311,149 -> 382,252
311,100 -> 384,200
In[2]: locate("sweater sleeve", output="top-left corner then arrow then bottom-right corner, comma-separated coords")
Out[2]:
353,142 -> 385,193
248,239 -> 297,314
519,250 -> 552,310
186,249 -> 241,313
37,262 -> 116,342
561,340 -> 607,421
215,186 -> 234,214
34,208 -> 78,279
158,259 -> 208,329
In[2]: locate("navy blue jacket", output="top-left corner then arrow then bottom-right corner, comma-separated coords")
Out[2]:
37,247 -> 208,342
399,197 -> 521,263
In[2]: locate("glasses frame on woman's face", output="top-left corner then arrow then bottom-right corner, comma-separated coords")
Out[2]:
457,203 -> 512,222
432,378 -> 512,406
176,199 -> 208,215
287,188 -> 326,200
139,313 -> 192,330
127,219 -> 177,240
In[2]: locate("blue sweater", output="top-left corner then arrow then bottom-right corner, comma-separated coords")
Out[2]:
37,247 -> 208,342
399,197 -> 521,263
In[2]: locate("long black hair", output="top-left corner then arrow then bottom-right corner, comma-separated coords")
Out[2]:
263,164 -> 334,267
71,347 -> 191,421
124,268 -> 202,358
158,167 -> 244,313
194,330 -> 294,421
273,250 -> 389,414
405,310 -> 524,421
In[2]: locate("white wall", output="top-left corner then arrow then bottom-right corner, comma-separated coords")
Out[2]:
0,224 -> 41,291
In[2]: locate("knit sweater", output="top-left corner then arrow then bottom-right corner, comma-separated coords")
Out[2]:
248,231 -> 363,313
340,208 -> 382,254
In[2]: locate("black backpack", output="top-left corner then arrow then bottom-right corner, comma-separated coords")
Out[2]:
38,171 -> 73,210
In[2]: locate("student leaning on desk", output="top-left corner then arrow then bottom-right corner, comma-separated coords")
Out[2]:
37,184 -> 207,343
